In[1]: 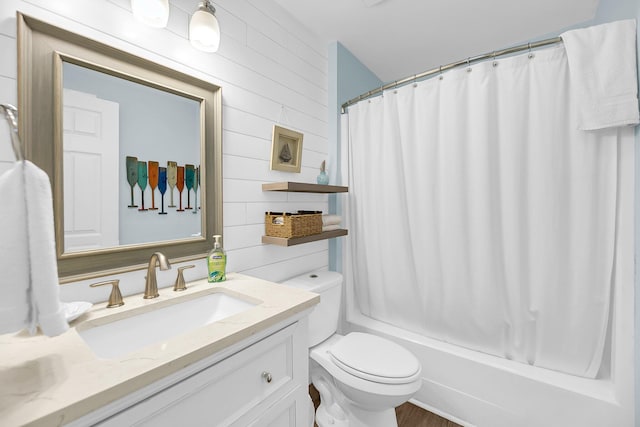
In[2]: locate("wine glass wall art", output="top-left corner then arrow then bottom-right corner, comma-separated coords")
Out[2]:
148,161 -> 159,211
124,157 -> 200,216
126,156 -> 138,208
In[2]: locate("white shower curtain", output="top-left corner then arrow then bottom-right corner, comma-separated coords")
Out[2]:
346,45 -> 632,378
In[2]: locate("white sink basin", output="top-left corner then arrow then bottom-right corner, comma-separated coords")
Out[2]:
78,292 -> 258,359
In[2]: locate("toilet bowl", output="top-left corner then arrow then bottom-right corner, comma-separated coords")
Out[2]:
281,271 -> 422,427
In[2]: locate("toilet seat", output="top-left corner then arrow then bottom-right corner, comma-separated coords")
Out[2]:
310,333 -> 422,422
327,332 -> 421,385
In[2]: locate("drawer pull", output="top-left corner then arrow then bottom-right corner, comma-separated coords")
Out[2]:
262,371 -> 273,383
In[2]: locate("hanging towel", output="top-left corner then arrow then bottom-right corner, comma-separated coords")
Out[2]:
0,161 -> 68,336
561,19 -> 639,130
322,214 -> 342,226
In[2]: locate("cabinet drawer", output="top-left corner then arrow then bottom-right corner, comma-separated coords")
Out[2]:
246,393 -> 297,427
98,324 -> 297,427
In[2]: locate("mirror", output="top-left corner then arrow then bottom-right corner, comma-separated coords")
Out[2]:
18,14 -> 222,282
62,61 -> 202,251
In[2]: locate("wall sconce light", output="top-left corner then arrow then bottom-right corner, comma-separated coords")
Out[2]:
131,0 -> 170,28
189,0 -> 220,52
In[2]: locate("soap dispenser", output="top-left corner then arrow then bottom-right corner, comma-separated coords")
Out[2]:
207,234 -> 226,282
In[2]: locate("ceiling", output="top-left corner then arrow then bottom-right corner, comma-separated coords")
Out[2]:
273,0 -> 600,82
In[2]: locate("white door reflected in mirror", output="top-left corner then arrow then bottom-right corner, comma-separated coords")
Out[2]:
63,89 -> 120,253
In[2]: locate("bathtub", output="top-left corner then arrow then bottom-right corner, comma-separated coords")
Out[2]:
344,307 -> 633,427
337,129 -> 635,426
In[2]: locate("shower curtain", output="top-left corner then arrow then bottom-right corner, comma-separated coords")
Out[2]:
345,44 -> 634,378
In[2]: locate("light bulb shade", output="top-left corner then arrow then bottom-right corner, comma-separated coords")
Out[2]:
190,8 -> 220,52
131,0 -> 169,28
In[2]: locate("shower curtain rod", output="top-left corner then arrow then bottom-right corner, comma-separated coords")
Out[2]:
340,36 -> 563,113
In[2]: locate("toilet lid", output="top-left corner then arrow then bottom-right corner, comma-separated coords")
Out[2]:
327,333 -> 421,385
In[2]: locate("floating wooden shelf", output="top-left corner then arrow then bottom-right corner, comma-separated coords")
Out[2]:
262,182 -> 348,246
261,229 -> 348,247
262,181 -> 348,193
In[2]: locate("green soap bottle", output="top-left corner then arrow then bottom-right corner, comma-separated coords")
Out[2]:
207,234 -> 226,283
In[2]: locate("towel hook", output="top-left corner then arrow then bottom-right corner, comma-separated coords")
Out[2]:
1,104 -> 24,162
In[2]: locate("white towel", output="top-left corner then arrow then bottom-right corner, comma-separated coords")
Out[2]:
322,224 -> 341,232
322,214 -> 342,226
561,19 -> 640,130
0,161 -> 68,336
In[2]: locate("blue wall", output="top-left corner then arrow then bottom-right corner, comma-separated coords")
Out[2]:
328,42 -> 382,272
330,0 -> 640,422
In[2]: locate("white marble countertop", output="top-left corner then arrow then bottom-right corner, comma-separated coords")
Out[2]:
0,273 -> 319,427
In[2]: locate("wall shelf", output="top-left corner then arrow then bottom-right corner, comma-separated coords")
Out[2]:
261,229 -> 348,247
262,181 -> 348,193
261,181 -> 348,246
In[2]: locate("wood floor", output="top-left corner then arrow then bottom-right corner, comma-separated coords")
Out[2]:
310,385 -> 461,427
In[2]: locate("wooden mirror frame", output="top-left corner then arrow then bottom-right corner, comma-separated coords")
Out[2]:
17,13 -> 223,283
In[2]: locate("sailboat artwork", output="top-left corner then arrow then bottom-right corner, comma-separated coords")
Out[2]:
279,143 -> 292,163
270,125 -> 304,173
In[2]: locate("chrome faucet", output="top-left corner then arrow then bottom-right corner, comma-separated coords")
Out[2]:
144,252 -> 171,299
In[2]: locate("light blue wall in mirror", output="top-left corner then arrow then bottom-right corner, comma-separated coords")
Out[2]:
63,62 -> 201,247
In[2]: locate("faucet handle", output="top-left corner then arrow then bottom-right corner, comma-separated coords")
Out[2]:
90,279 -> 124,308
173,265 -> 196,292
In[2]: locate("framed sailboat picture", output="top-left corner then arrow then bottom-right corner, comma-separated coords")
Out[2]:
270,125 -> 303,173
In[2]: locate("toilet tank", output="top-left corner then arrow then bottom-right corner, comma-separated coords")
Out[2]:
281,271 -> 343,347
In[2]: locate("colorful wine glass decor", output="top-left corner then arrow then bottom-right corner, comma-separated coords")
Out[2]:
126,156 -> 138,208
185,164 -> 195,210
193,165 -> 199,214
158,166 -> 167,215
137,161 -> 148,211
167,161 -> 177,208
125,159 -> 202,214
148,161 -> 159,210
176,166 -> 185,212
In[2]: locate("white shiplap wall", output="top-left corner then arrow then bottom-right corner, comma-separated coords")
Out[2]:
0,0 -> 330,302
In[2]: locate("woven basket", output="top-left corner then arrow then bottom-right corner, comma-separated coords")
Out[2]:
265,211 -> 322,238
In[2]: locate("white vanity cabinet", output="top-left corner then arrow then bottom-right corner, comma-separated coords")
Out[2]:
1,275 -> 319,427
82,319 -> 310,427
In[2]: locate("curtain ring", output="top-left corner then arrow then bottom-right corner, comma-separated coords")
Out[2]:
492,51 -> 498,67
413,74 -> 418,88
528,42 -> 535,59
438,66 -> 444,80
393,81 -> 398,94
466,57 -> 472,73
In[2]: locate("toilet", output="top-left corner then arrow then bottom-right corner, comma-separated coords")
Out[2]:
282,271 -> 422,427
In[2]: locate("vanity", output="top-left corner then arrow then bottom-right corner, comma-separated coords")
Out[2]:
0,274 -> 319,427
3,14 -> 321,427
